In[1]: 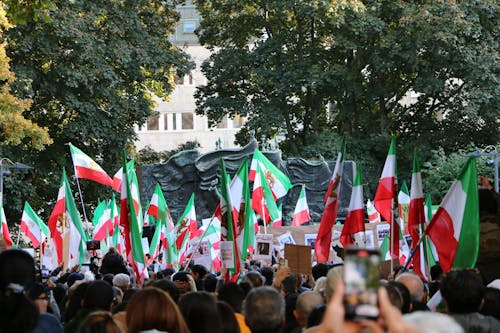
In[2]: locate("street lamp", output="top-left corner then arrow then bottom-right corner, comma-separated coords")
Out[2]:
0,157 -> 33,207
467,145 -> 499,194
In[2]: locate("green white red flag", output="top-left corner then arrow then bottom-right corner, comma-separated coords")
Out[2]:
249,149 -> 292,199
340,164 -> 366,247
252,162 -> 281,224
0,206 -> 12,249
292,185 -> 311,226
272,203 -> 283,227
374,135 -> 399,259
426,157 -> 479,272
315,137 -> 345,263
69,143 -> 113,187
379,235 -> 391,261
173,193 -> 198,265
366,199 -> 381,223
48,171 -> 66,263
398,181 -> 410,231
92,200 -> 112,241
20,201 -> 50,248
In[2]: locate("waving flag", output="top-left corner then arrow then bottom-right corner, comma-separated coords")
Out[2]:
249,149 -> 292,199
48,171 -> 66,263
0,206 -> 12,249
92,200 -> 112,241
272,204 -> 283,227
315,137 -> 345,263
374,135 -> 399,259
398,181 -> 410,232
426,157 -> 479,272
340,164 -> 366,247
366,199 -> 381,223
20,202 -> 50,248
69,143 -> 113,187
252,162 -> 281,224
174,193 -> 198,264
292,185 -> 311,226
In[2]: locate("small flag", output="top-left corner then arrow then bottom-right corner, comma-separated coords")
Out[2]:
20,202 -> 50,248
292,185 -> 311,226
69,143 -> 113,187
340,164 -> 366,248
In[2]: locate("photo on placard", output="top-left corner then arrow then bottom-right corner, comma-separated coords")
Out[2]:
255,234 -> 274,261
304,233 -> 317,249
364,231 -> 375,249
220,241 -> 235,269
277,231 -> 296,247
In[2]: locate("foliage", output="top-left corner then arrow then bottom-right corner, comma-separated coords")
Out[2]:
1,0 -> 193,221
194,0 -> 499,160
134,140 -> 201,165
0,2 -> 51,151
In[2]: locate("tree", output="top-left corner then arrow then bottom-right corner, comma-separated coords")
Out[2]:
2,0 -> 193,219
195,0 -> 498,158
0,2 -> 51,151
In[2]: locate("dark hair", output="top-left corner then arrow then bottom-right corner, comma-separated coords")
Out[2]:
178,291 -> 223,333
112,287 -> 138,314
218,282 -> 245,313
311,263 -> 329,281
191,265 -> 208,279
242,286 -> 285,333
150,279 -> 180,303
260,266 -> 274,286
480,287 -> 500,320
440,269 -> 485,314
381,283 -> 403,311
0,249 -> 39,333
243,271 -> 264,288
281,275 -> 298,295
430,263 -> 443,281
84,280 -> 116,311
172,271 -> 191,283
388,281 -> 411,313
65,282 -> 90,321
307,304 -> 326,328
156,268 -> 176,280
77,311 -> 124,333
202,273 -> 217,292
217,301 -> 241,333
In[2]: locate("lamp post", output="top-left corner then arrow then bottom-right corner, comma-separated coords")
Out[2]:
467,145 -> 499,193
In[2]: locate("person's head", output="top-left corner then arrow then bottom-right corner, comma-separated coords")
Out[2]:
403,311 -> 464,333
0,249 -> 39,332
440,269 -> 485,314
311,263 -> 329,281
202,273 -> 217,292
67,272 -> 85,287
77,311 -> 125,333
126,287 -> 189,333
172,271 -> 196,294
190,264 -> 208,281
388,281 -> 412,314
381,282 -> 404,311
242,286 -> 285,333
112,273 -> 130,291
150,278 -> 181,303
156,268 -> 176,280
480,287 -> 500,320
242,271 -> 264,288
430,264 -> 443,281
281,275 -> 298,296
260,266 -> 274,286
396,272 -> 426,302
65,281 -> 90,321
27,283 -> 50,313
313,276 -> 327,299
307,304 -> 326,328
293,291 -> 324,327
83,280 -> 116,311
324,265 -> 343,302
178,291 -> 222,333
217,301 -> 240,333
218,282 -> 245,313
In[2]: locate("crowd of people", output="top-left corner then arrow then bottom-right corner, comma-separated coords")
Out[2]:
0,247 -> 499,333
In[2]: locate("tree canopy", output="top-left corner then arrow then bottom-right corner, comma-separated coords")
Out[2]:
1,0 -> 193,218
195,0 -> 499,159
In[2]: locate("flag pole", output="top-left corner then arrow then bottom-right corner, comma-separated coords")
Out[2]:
16,225 -> 22,247
401,234 -> 425,272
390,198 -> 394,274
182,212 -> 217,271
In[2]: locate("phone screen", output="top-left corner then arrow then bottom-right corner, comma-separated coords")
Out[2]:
343,247 -> 380,320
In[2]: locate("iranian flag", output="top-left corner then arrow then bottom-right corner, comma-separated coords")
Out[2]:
0,206 -> 12,249
69,143 -> 113,187
48,171 -> 66,263
379,235 -> 392,261
366,199 -> 381,223
398,181 -> 410,232
120,156 -> 148,281
173,193 -> 198,264
148,183 -> 175,258
249,149 -> 292,199
340,164 -> 366,248
374,135 -> 399,259
272,204 -> 283,227
292,185 -> 311,226
252,162 -> 281,224
20,201 -> 50,248
315,137 -> 345,263
92,200 -> 112,241
426,157 -> 479,272
112,166 -> 123,192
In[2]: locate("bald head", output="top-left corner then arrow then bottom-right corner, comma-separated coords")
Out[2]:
396,272 -> 425,301
294,291 -> 324,326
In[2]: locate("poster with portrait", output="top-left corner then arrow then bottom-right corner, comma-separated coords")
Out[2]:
304,233 -> 317,249
220,241 -> 235,269
277,231 -> 296,248
255,233 -> 273,261
193,240 -> 212,269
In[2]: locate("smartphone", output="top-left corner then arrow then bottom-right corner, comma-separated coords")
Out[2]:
343,247 -> 380,320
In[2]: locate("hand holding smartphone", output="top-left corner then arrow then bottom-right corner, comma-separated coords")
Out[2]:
343,247 -> 380,320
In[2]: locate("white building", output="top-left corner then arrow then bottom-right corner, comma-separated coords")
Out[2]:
134,2 -> 243,154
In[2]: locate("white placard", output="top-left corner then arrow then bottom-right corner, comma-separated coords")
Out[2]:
365,230 -> 376,249
277,231 -> 295,247
141,237 -> 150,255
193,240 -> 212,269
304,233 -> 317,248
220,241 -> 235,269
376,224 -> 390,243
254,234 -> 273,261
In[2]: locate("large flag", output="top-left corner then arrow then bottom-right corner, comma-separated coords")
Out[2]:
315,137 -> 345,263
219,159 -> 240,275
120,156 -> 148,281
249,149 -> 292,199
374,135 -> 399,259
148,184 -> 175,258
407,151 -> 428,281
69,143 -> 113,187
92,200 -> 112,241
0,206 -> 12,249
292,185 -> 311,226
340,164 -> 366,248
173,193 -> 198,264
20,202 -> 50,248
252,162 -> 280,224
48,171 -> 66,263
426,157 -> 479,272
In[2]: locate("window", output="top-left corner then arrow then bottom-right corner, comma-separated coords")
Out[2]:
172,113 -> 177,130
183,21 -> 196,34
147,115 -> 159,131
233,114 -> 244,128
163,113 -> 169,130
182,113 -> 194,130
216,116 -> 228,129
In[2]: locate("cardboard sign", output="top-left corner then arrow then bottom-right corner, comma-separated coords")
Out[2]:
220,241 -> 235,269
284,244 -> 312,275
379,259 -> 399,279
255,234 -> 273,261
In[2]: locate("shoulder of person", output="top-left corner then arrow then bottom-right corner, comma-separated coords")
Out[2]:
32,313 -> 63,333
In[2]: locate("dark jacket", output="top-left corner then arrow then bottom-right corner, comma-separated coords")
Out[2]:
451,312 -> 500,333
